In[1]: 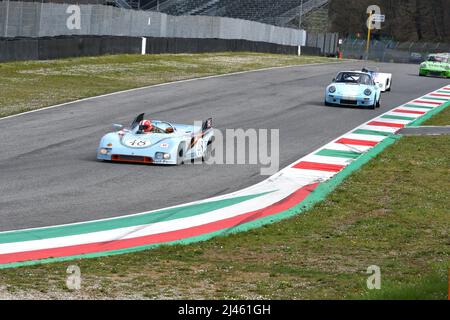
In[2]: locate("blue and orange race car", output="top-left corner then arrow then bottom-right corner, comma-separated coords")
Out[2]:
97,113 -> 214,165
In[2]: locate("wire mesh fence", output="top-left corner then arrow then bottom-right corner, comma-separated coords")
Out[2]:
341,38 -> 450,64
0,1 -> 306,47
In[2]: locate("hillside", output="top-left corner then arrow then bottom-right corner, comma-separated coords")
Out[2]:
329,0 -> 450,42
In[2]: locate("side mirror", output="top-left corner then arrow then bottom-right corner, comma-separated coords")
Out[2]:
165,127 -> 174,133
113,124 -> 123,130
332,78 -> 336,82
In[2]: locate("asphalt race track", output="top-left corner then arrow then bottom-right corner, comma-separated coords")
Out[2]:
1,61 -> 448,231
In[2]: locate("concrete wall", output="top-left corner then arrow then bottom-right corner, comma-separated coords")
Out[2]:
0,1 -> 307,46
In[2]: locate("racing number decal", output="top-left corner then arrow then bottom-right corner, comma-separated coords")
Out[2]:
124,139 -> 151,148
194,137 -> 207,157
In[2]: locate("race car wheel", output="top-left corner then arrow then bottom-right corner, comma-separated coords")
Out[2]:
324,100 -> 332,107
176,143 -> 186,165
202,138 -> 214,162
376,97 -> 381,108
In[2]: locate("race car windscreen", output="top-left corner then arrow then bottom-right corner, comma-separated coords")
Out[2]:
335,72 -> 372,85
427,55 -> 448,63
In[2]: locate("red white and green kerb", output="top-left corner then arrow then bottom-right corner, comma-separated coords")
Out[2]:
0,84 -> 449,269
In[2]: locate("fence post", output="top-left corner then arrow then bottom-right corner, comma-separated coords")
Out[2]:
382,40 -> 390,62
5,0 -> 9,37
435,42 -> 440,52
39,0 -> 43,38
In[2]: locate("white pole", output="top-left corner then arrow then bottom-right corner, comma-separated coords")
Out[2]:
298,0 -> 304,56
5,0 -> 10,37
141,37 -> 147,55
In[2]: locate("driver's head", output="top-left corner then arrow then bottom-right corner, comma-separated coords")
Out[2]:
139,119 -> 154,133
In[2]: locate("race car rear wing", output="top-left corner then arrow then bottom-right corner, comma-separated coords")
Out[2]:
202,118 -> 213,133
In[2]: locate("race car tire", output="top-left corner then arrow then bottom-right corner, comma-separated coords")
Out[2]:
176,143 -> 186,165
376,97 -> 381,108
324,100 -> 332,107
202,138 -> 214,162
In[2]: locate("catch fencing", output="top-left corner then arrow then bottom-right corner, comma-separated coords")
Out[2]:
0,1 -> 306,47
341,38 -> 450,64
306,32 -> 338,56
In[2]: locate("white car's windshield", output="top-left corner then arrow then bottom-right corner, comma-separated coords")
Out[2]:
335,72 -> 372,85
427,55 -> 449,63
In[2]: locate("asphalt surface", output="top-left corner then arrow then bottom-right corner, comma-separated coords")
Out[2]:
398,126 -> 450,136
1,61 -> 448,231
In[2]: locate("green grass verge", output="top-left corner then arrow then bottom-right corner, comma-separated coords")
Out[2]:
355,264 -> 448,300
0,52 -> 335,118
422,104 -> 450,126
0,132 -> 448,299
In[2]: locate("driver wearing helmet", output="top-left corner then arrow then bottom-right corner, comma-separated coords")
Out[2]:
139,119 -> 154,133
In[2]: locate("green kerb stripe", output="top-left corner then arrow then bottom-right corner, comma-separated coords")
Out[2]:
423,96 -> 449,101
437,90 -> 450,94
403,104 -> 434,109
316,149 -> 361,159
381,115 -> 415,121
352,129 -> 392,136
0,191 -> 273,244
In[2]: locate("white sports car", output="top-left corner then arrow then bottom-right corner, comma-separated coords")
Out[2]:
356,68 -> 393,92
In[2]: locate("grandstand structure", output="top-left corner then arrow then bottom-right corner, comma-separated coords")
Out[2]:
112,0 -> 330,28
10,0 -> 329,28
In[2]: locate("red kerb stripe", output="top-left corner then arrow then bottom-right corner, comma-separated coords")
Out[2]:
413,100 -> 441,105
367,121 -> 404,128
292,161 -> 345,172
336,138 -> 378,147
393,109 -> 425,115
429,93 -> 450,98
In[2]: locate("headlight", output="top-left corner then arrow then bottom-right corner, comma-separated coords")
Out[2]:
364,89 -> 372,96
99,148 -> 110,155
155,152 -> 170,160
328,86 -> 336,93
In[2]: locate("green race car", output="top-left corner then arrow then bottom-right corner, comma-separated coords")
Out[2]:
419,53 -> 450,78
